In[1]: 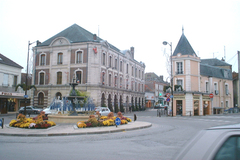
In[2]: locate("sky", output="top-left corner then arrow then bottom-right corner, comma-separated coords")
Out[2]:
0,0 -> 240,82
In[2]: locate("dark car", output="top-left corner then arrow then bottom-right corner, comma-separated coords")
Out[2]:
18,106 -> 43,114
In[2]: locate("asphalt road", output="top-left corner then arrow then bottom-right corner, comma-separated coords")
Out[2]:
1,109 -> 240,160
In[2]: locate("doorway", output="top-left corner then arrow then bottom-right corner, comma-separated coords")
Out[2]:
194,100 -> 199,116
176,100 -> 182,115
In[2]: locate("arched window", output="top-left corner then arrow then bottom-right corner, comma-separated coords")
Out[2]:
102,53 -> 106,65
57,72 -> 62,84
39,72 -> 44,85
76,71 -> 82,84
56,92 -> 62,100
109,74 -> 112,86
38,92 -> 44,105
58,53 -> 63,64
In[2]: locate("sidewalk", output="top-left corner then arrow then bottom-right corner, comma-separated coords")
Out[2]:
0,121 -> 152,137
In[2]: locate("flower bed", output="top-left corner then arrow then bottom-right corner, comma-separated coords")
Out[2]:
9,112 -> 56,129
77,112 -> 132,128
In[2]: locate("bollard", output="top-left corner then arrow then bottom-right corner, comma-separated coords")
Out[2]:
0,118 -> 4,129
28,113 -> 31,117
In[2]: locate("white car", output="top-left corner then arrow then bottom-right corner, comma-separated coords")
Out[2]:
43,107 -> 54,115
97,107 -> 111,116
174,123 -> 240,160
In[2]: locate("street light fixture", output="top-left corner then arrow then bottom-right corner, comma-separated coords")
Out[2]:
162,41 -> 173,116
24,41 -> 36,115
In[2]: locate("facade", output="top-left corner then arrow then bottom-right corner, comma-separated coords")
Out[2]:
0,53 -> 24,114
171,31 -> 233,116
32,24 -> 145,111
145,72 -> 169,107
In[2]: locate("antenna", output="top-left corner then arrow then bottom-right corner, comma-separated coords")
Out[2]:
98,25 -> 100,37
224,46 -> 226,60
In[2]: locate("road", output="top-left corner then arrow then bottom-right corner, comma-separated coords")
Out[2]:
1,109 -> 240,160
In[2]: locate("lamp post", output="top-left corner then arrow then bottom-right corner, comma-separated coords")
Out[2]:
163,41 -> 173,116
24,41 -> 36,115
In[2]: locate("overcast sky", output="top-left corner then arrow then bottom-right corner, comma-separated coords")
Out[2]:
0,0 -> 240,81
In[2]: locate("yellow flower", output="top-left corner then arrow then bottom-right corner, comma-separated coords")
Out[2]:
121,120 -> 128,124
9,119 -> 17,126
77,122 -> 87,128
100,116 -> 108,120
126,118 -> 132,122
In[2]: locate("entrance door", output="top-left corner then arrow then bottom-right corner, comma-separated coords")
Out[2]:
176,100 -> 182,115
194,100 -> 199,116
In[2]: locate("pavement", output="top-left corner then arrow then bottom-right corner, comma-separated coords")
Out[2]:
0,112 -> 152,137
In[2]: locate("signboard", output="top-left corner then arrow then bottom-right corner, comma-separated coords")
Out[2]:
209,93 -> 214,98
24,95 -> 28,98
166,98 -> 170,102
170,95 -> 173,98
115,117 -> 121,126
166,93 -> 170,97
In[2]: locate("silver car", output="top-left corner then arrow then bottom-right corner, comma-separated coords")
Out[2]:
175,123 -> 240,160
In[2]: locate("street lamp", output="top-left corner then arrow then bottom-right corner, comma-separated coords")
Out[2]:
24,41 -> 36,115
163,41 -> 173,116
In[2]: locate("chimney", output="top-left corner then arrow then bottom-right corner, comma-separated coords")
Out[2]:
160,75 -> 163,81
130,47 -> 134,58
93,34 -> 97,40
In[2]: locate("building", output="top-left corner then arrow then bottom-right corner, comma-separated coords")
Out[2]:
171,30 -> 233,116
233,72 -> 239,108
32,24 -> 145,111
0,53 -> 24,114
145,72 -> 169,107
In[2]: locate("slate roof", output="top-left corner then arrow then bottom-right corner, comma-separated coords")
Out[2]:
173,33 -> 197,56
38,24 -> 120,52
201,58 -> 232,66
0,53 -> 23,69
200,63 -> 232,80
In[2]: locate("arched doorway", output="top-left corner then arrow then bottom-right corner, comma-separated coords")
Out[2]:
38,92 -> 44,106
108,94 -> 112,112
114,95 -> 118,112
101,93 -> 105,107
56,92 -> 62,100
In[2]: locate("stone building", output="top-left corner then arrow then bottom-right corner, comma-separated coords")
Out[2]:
171,31 -> 233,116
32,24 -> 145,111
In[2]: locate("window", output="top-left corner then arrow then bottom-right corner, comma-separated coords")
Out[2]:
135,68 -> 137,77
115,59 -> 117,69
13,76 -> 17,87
126,64 -> 129,74
57,72 -> 62,84
214,136 -> 240,160
109,56 -> 112,67
76,51 -> 83,63
102,53 -> 106,65
40,54 -> 45,65
109,74 -> 111,86
206,82 -> 209,93
38,92 -> 44,105
120,77 -> 122,88
76,71 -> 82,84
177,62 -> 183,74
3,74 -> 8,86
40,73 -> 44,85
102,72 -> 105,85
139,70 -> 140,78
58,53 -> 63,64
135,82 -> 137,91
177,79 -> 183,86
225,84 -> 229,95
114,76 -> 117,87
214,83 -> 219,95
120,61 -> 123,72
226,101 -> 229,108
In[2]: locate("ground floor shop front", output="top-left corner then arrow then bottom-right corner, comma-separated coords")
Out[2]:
172,93 -> 212,116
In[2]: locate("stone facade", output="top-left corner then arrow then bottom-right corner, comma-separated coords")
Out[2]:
31,24 -> 145,110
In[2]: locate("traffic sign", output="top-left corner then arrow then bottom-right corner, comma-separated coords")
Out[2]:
170,95 -> 173,98
209,93 -> 214,98
24,95 -> 28,98
166,93 -> 170,97
115,117 -> 121,126
166,98 -> 170,102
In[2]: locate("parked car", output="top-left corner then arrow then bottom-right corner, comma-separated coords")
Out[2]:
18,106 -> 43,114
98,107 -> 111,116
174,123 -> 240,160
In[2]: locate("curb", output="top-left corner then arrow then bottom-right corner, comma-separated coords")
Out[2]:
0,122 -> 152,137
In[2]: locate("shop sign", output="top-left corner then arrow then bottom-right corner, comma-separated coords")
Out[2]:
202,97 -> 210,101
173,96 -> 185,100
0,92 -> 12,96
193,96 -> 200,100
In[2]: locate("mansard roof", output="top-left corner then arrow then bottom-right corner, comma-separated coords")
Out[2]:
201,58 -> 232,66
38,24 -> 120,52
200,63 -> 232,80
173,33 -> 197,57
0,53 -> 23,69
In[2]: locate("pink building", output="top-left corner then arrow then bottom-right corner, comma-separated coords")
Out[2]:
171,31 -> 233,116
